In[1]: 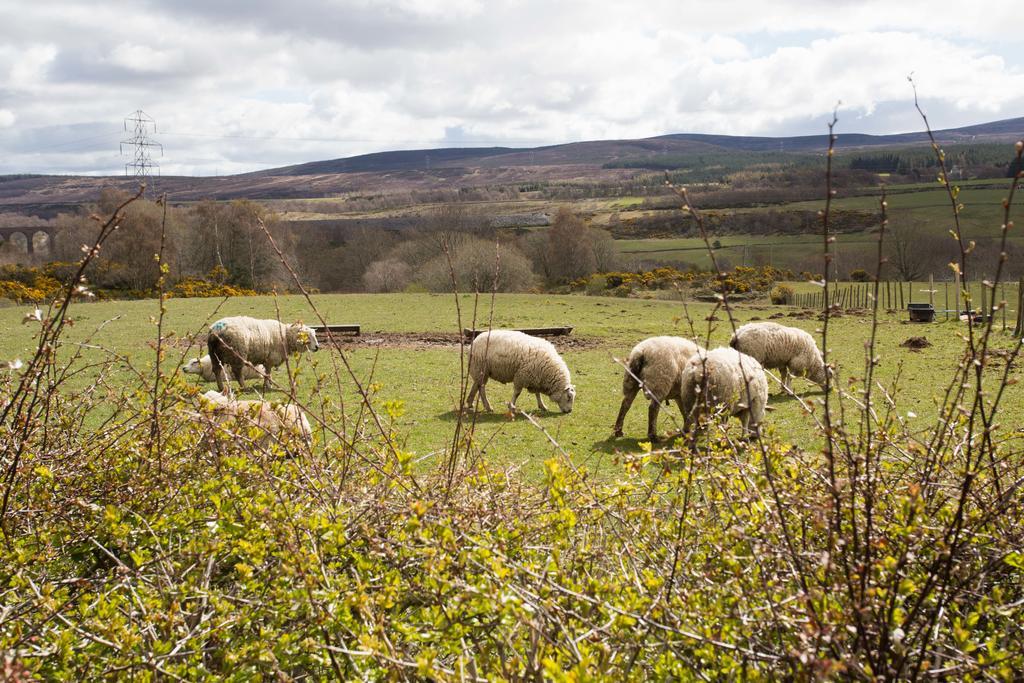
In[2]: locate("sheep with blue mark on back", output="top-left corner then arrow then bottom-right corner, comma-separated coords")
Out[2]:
207,316 -> 319,393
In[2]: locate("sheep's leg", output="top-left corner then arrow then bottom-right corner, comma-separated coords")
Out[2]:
466,382 -> 479,411
509,384 -> 524,411
612,387 -> 639,437
647,400 -> 661,441
478,382 -> 493,412
780,366 -> 791,391
234,364 -> 247,392
214,364 -> 228,394
680,393 -> 698,434
262,368 -> 272,392
738,409 -> 757,436
534,392 -> 548,412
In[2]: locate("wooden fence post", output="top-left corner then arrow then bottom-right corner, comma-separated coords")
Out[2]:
1001,282 -> 1007,330
1015,277 -> 1024,336
944,280 -> 949,321
955,271 -> 961,319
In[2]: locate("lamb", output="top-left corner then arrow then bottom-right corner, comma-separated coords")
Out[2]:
207,316 -> 320,393
613,336 -> 703,440
197,390 -> 312,444
729,321 -> 827,391
679,347 -> 768,434
465,330 -> 576,413
183,354 -> 266,383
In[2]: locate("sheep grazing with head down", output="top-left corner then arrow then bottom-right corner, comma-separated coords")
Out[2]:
183,354 -> 266,384
729,321 -> 827,391
198,390 -> 312,444
680,347 -> 768,434
207,316 -> 320,393
613,336 -> 703,440
466,330 -> 576,414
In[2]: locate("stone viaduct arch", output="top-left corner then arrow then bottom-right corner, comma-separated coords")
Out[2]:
0,226 -> 57,256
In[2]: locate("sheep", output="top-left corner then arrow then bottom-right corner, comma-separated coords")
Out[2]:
729,321 -> 827,391
207,316 -> 320,393
679,347 -> 768,434
613,336 -> 703,440
196,390 -> 312,444
465,330 -> 576,414
183,354 -> 266,383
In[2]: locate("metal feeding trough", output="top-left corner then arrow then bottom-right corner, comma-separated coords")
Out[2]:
311,324 -> 360,336
907,303 -> 935,323
463,326 -> 574,340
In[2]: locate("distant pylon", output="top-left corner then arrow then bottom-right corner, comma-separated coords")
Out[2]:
120,110 -> 162,189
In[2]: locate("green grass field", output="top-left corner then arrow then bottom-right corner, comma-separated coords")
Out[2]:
614,179 -> 1022,269
4,292 -> 1020,481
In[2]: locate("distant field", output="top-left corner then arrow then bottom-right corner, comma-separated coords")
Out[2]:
614,234 -> 851,269
783,182 -> 1021,236
3,292 -> 1020,481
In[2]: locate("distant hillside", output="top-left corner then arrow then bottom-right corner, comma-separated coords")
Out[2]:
262,117 -> 1024,176
658,117 -> 1024,153
1,117 -> 1021,213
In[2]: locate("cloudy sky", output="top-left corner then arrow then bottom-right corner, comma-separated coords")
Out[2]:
1,0 -> 1022,176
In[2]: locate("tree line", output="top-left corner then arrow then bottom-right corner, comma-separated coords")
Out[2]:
10,191 -> 620,296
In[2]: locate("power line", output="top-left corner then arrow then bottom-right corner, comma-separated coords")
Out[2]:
120,110 -> 163,188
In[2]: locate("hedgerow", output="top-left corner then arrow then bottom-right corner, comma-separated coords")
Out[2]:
572,265 -> 794,297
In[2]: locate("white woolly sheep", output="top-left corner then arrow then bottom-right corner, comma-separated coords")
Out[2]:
197,390 -> 312,444
679,347 -> 768,434
207,316 -> 320,393
729,321 -> 827,391
466,330 -> 576,413
613,336 -> 703,440
183,354 -> 266,383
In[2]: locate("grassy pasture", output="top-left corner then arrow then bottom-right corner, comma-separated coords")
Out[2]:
4,292 -> 1021,481
616,180 -> 1022,269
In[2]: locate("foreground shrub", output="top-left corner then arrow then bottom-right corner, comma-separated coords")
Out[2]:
2,135 -> 1021,680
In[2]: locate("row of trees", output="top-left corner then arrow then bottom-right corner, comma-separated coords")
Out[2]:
50,189 -> 295,292
21,192 -> 617,295
361,206 -> 619,293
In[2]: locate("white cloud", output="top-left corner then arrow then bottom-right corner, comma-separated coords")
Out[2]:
0,0 -> 1021,175
106,43 -> 183,74
7,44 -> 58,88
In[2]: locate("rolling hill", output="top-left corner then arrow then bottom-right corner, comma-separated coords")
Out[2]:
1,117 -> 1021,215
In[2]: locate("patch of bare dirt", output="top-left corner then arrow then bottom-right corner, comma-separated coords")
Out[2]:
900,336 -> 932,351
325,331 -> 605,351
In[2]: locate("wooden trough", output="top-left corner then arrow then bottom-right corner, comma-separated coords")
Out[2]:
462,326 -> 574,340
311,324 -> 360,336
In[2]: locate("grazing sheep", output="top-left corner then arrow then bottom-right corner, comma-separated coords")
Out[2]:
729,322 -> 827,391
466,330 -> 576,413
613,336 -> 703,440
680,347 -> 768,434
183,354 -> 266,383
197,390 -> 312,444
207,316 -> 320,393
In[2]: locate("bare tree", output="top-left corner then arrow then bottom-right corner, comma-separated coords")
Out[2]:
363,258 -> 412,293
534,206 -> 598,284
